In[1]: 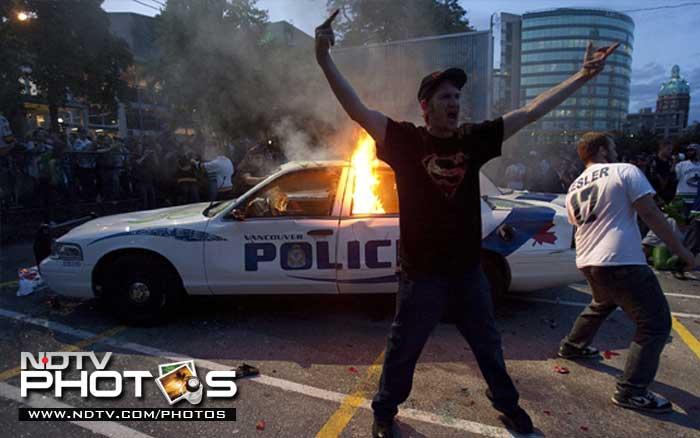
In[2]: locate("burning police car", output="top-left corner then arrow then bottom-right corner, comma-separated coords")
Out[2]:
40,160 -> 581,323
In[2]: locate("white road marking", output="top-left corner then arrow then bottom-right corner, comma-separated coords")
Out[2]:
663,293 -> 700,300
0,308 -> 527,438
0,381 -> 154,438
569,284 -> 700,301
511,296 -> 700,319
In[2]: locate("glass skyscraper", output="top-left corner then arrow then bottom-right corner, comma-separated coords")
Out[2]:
520,8 -> 634,149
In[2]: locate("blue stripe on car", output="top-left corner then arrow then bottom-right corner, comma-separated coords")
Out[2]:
288,274 -> 399,284
482,206 -> 556,256
88,227 -> 226,246
289,206 -> 555,283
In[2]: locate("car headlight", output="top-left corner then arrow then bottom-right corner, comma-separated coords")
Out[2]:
50,242 -> 83,261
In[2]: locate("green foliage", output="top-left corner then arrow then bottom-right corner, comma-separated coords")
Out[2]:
611,128 -> 660,157
0,0 -> 132,132
673,123 -> 700,148
326,0 -> 474,46
151,0 -> 269,136
151,0 -> 336,142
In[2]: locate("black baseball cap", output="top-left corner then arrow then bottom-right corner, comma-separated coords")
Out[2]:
417,68 -> 467,102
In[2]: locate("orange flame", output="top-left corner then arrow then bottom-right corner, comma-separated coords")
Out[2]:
351,130 -> 385,215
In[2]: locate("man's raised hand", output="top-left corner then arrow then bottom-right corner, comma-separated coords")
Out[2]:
315,9 -> 339,60
580,41 -> 620,79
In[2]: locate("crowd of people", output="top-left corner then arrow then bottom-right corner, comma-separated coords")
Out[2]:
495,141 -> 700,212
0,124 -> 287,217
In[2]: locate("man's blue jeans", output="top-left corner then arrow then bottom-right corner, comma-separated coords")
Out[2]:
371,266 -> 520,420
561,265 -> 672,396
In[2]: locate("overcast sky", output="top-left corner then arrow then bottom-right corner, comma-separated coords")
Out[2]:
103,0 -> 699,122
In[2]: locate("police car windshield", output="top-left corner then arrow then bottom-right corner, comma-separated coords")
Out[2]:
204,200 -> 235,217
479,172 -> 506,196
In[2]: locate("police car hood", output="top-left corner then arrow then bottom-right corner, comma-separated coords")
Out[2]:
503,191 -> 567,208
58,202 -> 211,242
479,173 -> 567,208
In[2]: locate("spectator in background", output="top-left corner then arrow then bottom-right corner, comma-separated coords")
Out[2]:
675,144 -> 700,206
504,160 -> 526,190
554,157 -> 576,192
176,151 -> 201,204
95,135 -> 117,201
49,139 -> 69,201
158,136 -> 180,205
646,141 -> 677,204
203,146 -> 235,201
72,128 -> 97,201
131,138 -> 158,209
233,145 -> 276,197
36,139 -> 55,215
530,158 -> 564,193
631,154 -> 648,173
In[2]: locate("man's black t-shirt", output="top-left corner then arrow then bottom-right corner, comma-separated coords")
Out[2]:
646,155 -> 677,203
376,117 -> 504,275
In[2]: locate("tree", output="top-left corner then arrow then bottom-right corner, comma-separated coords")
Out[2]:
10,0 -> 132,132
326,0 -> 474,46
151,0 -> 339,146
612,128 -> 659,158
151,0 -> 270,138
0,2 -> 31,131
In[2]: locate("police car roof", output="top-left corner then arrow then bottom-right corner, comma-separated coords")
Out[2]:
279,160 -> 391,171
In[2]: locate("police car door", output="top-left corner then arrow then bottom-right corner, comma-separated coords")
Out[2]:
204,166 -> 346,295
336,166 -> 400,294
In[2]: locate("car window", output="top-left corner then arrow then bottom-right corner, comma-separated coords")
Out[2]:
479,172 -> 504,196
238,168 -> 341,219
352,169 -> 400,215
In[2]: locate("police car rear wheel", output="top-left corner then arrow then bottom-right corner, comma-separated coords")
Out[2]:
103,254 -> 182,325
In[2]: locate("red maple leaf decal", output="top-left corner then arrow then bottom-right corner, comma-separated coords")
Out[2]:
532,222 -> 557,246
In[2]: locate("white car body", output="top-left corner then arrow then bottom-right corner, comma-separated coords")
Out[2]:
41,161 -> 582,299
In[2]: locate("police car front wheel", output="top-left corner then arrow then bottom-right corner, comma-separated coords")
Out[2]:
101,253 -> 183,325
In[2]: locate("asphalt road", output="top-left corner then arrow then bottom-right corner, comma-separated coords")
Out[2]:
0,240 -> 699,438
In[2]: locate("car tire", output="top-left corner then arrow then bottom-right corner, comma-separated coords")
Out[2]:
481,252 -> 510,307
101,253 -> 183,325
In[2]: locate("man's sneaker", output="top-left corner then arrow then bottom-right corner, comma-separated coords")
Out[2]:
502,407 -> 534,435
484,389 -> 534,435
611,390 -> 673,413
557,344 -> 599,359
372,418 -> 395,438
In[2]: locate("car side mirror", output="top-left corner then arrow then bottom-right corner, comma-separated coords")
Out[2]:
230,209 -> 245,221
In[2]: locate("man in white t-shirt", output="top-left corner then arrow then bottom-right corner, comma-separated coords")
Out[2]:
560,132 -> 699,413
675,143 -> 700,204
203,154 -> 235,200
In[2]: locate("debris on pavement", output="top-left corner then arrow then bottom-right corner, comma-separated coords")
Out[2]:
348,366 -> 358,373
603,350 -> 620,359
553,365 -> 570,374
256,420 -> 265,431
580,426 -> 589,432
17,266 -> 46,296
232,363 -> 260,379
46,296 -> 61,309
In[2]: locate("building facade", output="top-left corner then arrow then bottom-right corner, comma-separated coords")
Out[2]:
498,13 -> 523,114
519,8 -> 634,150
333,31 -> 493,123
656,65 -> 690,129
625,65 -> 691,138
